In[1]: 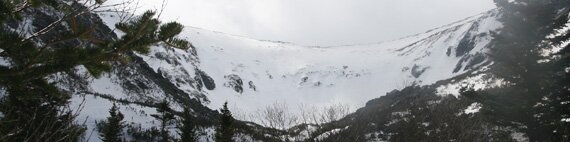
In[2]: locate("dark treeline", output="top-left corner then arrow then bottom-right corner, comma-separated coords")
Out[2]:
474,0 -> 570,141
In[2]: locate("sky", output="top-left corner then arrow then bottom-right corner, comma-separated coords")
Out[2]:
109,0 -> 496,46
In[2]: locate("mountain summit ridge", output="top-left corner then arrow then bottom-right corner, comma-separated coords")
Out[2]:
175,9 -> 499,49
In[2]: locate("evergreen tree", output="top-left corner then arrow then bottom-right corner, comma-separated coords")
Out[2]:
215,102 -> 234,142
152,100 -> 175,142
0,77 -> 85,141
178,107 -> 197,142
0,0 -> 190,141
480,0 -> 570,141
99,103 -> 126,142
539,1 -> 570,141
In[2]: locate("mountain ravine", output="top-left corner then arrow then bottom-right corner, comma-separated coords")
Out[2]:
79,9 -> 503,141
1,1 -> 569,141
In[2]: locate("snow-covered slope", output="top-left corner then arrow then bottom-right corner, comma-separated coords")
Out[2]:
0,3 -> 507,140
124,10 -> 503,116
58,9 -> 503,139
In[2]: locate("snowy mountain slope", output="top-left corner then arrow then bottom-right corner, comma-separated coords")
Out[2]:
3,0 -> 568,140
17,7 -> 503,140
131,10 -> 503,117
0,2 -> 508,140
0,4 -> 193,141
26,8 -> 503,140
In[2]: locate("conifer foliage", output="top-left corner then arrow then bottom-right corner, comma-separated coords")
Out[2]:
99,103 -> 126,142
152,100 -> 175,142
215,102 -> 235,142
179,107 -> 198,142
0,0 -> 190,141
476,0 -> 570,141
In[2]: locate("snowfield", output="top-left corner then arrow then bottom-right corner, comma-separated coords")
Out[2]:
173,10 -> 502,116
0,8 -> 508,141
75,9 -> 503,132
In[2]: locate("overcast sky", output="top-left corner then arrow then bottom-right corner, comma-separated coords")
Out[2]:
113,0 -> 496,46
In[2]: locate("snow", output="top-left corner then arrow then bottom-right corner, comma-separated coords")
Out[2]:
85,9 -> 506,127
510,132 -> 529,142
436,73 -> 505,97
97,12 -> 127,37
70,94 -> 161,142
67,65 -> 171,141
234,133 -> 260,142
314,126 -> 348,141
421,122 -> 430,127
198,127 -> 216,142
18,17 -> 36,38
542,11 -> 570,59
0,87 -> 5,100
293,125 -> 318,141
547,11 -> 570,39
197,129 -> 267,142
464,102 -> 482,114
365,132 -> 388,142
135,46 -> 205,101
182,10 -> 503,119
84,10 -> 507,127
86,73 -> 167,103
0,57 -> 9,67
90,9 -> 504,133
0,88 -> 6,120
90,75 -> 126,96
392,110 -> 411,117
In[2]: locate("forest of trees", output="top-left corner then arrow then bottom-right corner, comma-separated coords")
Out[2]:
469,0 -> 570,141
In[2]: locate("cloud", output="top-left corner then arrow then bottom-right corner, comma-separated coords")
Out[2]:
111,0 -> 496,46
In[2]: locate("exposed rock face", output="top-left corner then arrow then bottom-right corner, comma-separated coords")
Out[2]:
195,69 -> 216,91
224,74 -> 243,94
248,81 -> 257,91
411,64 -> 429,78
